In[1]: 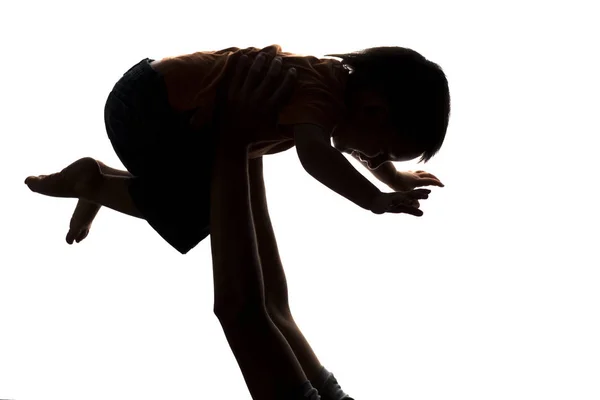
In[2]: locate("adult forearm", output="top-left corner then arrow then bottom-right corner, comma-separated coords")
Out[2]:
210,146 -> 265,311
248,159 -> 279,255
299,145 -> 381,210
211,150 -> 309,400
248,158 -> 291,313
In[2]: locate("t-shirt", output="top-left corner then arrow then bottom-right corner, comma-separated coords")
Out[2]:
154,45 -> 349,147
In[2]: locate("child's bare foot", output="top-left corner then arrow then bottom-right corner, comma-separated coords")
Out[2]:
25,157 -> 104,244
66,199 -> 101,244
25,157 -> 103,199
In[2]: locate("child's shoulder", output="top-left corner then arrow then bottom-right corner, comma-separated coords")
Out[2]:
277,54 -> 348,133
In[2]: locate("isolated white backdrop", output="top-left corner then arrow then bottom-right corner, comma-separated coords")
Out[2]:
1,1 -> 599,399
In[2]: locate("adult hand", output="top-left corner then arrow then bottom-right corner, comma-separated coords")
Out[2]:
219,50 -> 297,145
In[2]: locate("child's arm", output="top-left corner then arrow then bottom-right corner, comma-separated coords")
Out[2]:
352,154 -> 444,191
359,160 -> 398,187
294,124 -> 381,210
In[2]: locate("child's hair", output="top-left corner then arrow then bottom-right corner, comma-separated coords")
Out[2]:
325,47 -> 451,163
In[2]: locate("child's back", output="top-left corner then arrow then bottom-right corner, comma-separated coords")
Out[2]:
151,45 -> 349,157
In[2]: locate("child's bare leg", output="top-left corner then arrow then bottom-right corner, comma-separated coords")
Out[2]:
25,157 -> 143,242
87,171 -> 142,218
65,161 -> 134,244
97,161 -> 133,178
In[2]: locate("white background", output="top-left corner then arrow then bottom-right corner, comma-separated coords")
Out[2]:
1,1 -> 599,399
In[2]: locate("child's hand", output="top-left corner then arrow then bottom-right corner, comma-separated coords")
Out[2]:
388,170 -> 444,192
370,189 -> 430,216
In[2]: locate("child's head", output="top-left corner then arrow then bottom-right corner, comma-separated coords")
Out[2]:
327,47 -> 451,169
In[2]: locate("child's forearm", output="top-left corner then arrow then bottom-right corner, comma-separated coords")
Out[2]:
298,144 -> 381,210
367,161 -> 398,186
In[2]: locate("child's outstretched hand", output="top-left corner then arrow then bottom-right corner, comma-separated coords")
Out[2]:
388,170 -> 444,192
370,189 -> 430,216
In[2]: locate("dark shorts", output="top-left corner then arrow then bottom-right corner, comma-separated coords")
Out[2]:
104,58 -> 216,254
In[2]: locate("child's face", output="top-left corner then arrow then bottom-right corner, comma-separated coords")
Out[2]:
332,91 -> 422,170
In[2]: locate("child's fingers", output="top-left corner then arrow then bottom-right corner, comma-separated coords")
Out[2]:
389,205 -> 423,216
402,199 -> 421,209
420,171 -> 439,179
416,178 -> 444,187
415,171 -> 444,186
406,188 -> 431,199
413,170 -> 437,178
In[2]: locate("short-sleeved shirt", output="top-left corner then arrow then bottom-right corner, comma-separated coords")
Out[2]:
154,45 -> 349,153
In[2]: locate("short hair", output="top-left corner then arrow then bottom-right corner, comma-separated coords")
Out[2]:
326,47 -> 451,162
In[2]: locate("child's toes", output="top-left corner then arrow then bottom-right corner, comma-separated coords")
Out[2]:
66,227 -> 90,244
75,229 -> 89,243
25,175 -> 43,184
66,228 -> 79,245
24,175 -> 45,189
25,173 -> 73,197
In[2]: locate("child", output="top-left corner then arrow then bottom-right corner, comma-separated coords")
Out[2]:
25,45 -> 450,254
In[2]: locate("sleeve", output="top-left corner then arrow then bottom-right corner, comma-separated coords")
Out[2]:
277,85 -> 340,133
277,58 -> 345,133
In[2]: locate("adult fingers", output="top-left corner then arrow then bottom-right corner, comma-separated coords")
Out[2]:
267,67 -> 297,109
228,54 -> 250,100
257,45 -> 281,59
240,53 -> 268,97
254,56 -> 283,101
256,45 -> 281,67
